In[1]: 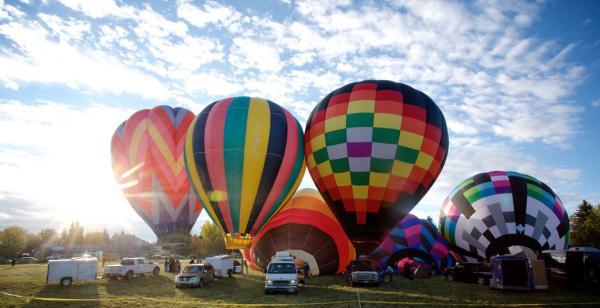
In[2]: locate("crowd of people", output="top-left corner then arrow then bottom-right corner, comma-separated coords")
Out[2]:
164,257 -> 181,273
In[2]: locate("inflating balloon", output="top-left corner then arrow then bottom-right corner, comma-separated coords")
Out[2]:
111,106 -> 202,243
304,80 -> 448,254
250,189 -> 355,276
184,97 -> 305,249
439,171 -> 570,261
370,214 -> 454,274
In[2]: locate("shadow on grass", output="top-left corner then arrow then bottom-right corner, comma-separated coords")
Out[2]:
173,274 -> 360,306
28,282 -> 100,307
104,274 -> 176,298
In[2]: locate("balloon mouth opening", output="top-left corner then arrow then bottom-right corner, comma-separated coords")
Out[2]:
485,234 -> 543,260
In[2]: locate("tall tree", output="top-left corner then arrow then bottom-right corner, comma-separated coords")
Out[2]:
189,222 -> 226,257
39,228 -> 58,244
25,233 -> 42,253
575,204 -> 600,248
570,200 -> 595,246
0,226 -> 28,257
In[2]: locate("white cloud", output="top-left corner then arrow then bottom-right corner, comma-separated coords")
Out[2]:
56,0 -> 133,19
0,18 -> 171,99
38,13 -> 90,42
177,0 -> 241,29
229,37 -> 283,72
184,72 -> 243,97
592,99 -> 600,107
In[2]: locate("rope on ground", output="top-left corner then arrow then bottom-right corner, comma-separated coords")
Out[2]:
3,290 -> 600,307
0,291 -> 354,306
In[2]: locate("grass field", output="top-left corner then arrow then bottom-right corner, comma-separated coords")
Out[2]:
1,262 -> 599,307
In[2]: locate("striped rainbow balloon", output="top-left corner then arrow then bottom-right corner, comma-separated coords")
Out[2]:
184,97 -> 305,246
111,106 -> 202,243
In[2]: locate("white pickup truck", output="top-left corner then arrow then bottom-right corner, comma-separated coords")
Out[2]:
103,257 -> 160,279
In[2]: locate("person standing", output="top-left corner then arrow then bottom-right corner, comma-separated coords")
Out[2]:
303,263 -> 310,281
164,258 -> 169,272
242,259 -> 248,274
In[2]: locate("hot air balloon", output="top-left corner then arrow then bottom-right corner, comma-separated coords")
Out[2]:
304,80 -> 449,254
439,171 -> 570,261
249,189 -> 356,276
369,214 -> 454,274
111,106 -> 202,243
184,97 -> 305,249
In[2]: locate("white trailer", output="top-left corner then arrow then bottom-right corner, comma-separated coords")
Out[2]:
204,255 -> 235,277
47,257 -> 98,286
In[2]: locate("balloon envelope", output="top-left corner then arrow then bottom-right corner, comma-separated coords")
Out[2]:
111,106 -> 202,243
370,214 -> 454,274
439,171 -> 570,261
184,97 -> 305,246
249,189 -> 355,275
304,80 -> 449,254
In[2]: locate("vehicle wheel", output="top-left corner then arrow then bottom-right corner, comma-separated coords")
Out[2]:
153,267 -> 160,275
447,274 -> 454,282
198,279 -> 204,288
264,290 -> 270,295
374,282 -> 380,287
293,289 -> 298,295
60,277 -> 72,287
228,269 -> 233,278
125,270 -> 134,280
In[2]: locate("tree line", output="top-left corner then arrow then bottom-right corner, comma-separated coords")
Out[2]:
0,221 -> 148,259
570,200 -> 600,248
0,221 -> 228,260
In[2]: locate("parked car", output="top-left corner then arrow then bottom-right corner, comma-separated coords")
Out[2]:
444,262 -> 492,285
15,257 -> 39,264
264,251 -> 299,294
541,247 -> 600,287
102,257 -> 160,279
175,264 -> 215,288
344,260 -> 379,287
47,257 -> 97,287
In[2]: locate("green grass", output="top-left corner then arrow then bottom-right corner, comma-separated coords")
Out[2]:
1,263 -> 599,307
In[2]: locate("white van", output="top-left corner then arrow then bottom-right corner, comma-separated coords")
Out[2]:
204,255 -> 235,277
47,257 -> 98,286
264,251 -> 298,294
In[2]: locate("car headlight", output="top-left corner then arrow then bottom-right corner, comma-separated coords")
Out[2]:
289,280 -> 296,285
266,280 -> 273,285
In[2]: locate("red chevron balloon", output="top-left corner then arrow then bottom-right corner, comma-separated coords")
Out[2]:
111,106 -> 202,243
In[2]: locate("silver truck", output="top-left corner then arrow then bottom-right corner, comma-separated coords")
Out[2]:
344,260 -> 379,287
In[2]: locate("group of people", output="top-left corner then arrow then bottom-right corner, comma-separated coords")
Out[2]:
164,257 -> 181,273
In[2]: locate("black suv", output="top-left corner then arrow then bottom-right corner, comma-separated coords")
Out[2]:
444,262 -> 492,285
541,247 -> 600,288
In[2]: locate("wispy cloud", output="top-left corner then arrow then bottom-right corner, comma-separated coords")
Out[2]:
0,0 -> 592,239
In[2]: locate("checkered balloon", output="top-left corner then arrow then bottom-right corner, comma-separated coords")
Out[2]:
439,171 -> 570,261
304,80 -> 449,255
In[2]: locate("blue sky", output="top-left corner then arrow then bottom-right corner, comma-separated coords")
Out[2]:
0,0 -> 598,242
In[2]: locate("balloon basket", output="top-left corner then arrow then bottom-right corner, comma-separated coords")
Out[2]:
225,235 -> 252,250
